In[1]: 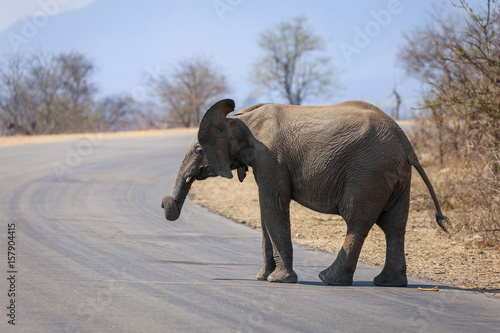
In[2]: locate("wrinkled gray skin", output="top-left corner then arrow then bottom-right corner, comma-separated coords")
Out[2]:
162,99 -> 449,286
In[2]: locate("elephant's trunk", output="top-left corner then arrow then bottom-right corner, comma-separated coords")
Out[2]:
162,172 -> 194,221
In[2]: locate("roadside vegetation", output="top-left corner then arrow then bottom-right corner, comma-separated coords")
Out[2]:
398,0 -> 499,245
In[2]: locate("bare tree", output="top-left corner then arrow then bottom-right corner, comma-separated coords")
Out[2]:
93,94 -> 139,132
0,53 -> 38,135
391,85 -> 402,120
398,1 -> 500,161
398,0 -> 500,240
30,51 -> 97,133
250,16 -> 337,105
151,57 -> 229,127
0,51 -> 98,135
134,101 -> 162,130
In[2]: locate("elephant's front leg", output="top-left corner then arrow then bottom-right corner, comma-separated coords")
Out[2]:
257,222 -> 276,280
258,189 -> 297,283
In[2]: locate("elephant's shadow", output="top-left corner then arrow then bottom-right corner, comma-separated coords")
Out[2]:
466,287 -> 500,295
298,281 -> 495,295
295,281 -> 463,289
213,278 -> 480,293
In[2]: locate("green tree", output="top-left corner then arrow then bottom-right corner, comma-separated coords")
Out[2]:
251,16 -> 337,105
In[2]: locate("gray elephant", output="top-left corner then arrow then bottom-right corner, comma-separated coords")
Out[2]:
162,99 -> 449,286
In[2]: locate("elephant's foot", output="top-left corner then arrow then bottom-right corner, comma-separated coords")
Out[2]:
256,265 -> 275,281
319,264 -> 354,286
267,268 -> 298,283
373,269 -> 408,287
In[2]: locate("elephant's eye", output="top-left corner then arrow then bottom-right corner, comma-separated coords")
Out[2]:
195,147 -> 204,157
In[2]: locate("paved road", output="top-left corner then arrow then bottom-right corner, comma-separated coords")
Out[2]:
0,134 -> 498,332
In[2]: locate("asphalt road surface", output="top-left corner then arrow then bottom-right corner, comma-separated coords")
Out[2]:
0,133 -> 499,333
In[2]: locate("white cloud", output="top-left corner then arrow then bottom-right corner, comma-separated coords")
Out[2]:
0,0 -> 96,33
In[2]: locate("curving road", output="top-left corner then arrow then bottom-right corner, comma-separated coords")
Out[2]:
0,134 -> 498,332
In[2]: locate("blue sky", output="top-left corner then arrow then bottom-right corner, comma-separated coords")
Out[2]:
0,0 -> 484,118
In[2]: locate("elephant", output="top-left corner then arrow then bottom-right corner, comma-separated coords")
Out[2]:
161,99 -> 449,287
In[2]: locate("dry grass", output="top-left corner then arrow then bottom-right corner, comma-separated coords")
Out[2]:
0,127 -> 198,147
190,169 -> 500,296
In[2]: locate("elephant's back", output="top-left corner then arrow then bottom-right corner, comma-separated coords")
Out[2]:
234,100 -> 406,156
235,100 -> 395,127
329,100 -> 385,112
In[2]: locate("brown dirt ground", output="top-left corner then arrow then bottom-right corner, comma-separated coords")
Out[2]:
189,170 -> 500,297
3,128 -> 498,297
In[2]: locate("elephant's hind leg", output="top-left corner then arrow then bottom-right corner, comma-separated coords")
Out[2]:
373,184 -> 410,287
319,224 -> 372,286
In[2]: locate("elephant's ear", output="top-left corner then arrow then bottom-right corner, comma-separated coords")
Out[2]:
198,99 -> 235,179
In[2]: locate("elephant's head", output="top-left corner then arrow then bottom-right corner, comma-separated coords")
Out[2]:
162,99 -> 250,221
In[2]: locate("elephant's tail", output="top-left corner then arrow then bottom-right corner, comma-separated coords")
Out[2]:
409,153 -> 451,233
397,125 -> 451,233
